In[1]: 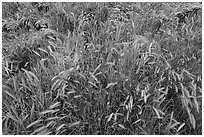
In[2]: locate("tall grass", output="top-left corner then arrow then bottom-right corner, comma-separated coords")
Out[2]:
2,2 -> 202,135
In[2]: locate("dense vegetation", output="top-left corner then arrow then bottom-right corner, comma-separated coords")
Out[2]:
2,2 -> 202,135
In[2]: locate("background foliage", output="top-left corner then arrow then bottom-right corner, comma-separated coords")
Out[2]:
2,2 -> 202,135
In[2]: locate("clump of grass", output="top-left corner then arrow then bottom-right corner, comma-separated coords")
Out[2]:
2,2 -> 202,135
